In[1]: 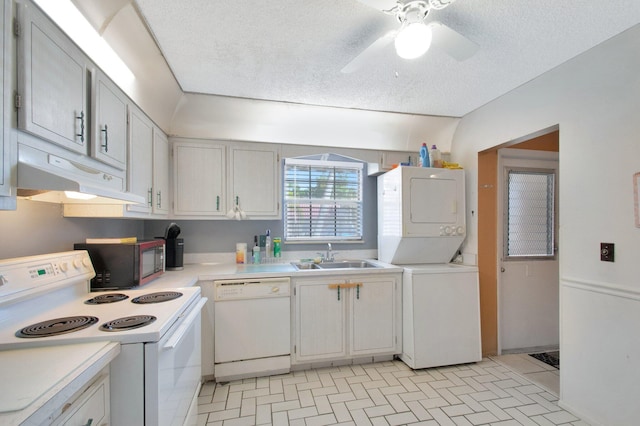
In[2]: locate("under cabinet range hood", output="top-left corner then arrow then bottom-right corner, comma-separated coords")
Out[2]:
17,141 -> 145,205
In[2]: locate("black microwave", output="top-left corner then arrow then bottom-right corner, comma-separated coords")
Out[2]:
74,240 -> 165,290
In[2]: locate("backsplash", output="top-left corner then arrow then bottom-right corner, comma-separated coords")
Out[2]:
0,200 -> 145,260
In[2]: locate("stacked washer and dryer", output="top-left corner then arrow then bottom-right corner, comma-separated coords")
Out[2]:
377,166 -> 482,369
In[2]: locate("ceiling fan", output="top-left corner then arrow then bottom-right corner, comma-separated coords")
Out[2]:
341,0 -> 478,73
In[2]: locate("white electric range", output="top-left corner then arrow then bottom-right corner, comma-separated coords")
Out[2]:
0,250 -> 207,426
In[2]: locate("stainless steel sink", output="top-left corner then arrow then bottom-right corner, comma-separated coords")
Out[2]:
292,260 -> 379,270
317,260 -> 379,269
291,262 -> 322,270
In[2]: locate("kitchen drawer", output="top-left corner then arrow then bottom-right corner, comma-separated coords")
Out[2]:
52,373 -> 109,426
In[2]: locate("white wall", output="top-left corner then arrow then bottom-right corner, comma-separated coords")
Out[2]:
0,199 -> 144,259
451,24 -> 640,425
169,93 -> 459,153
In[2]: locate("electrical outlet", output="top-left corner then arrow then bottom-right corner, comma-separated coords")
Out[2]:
600,243 -> 615,262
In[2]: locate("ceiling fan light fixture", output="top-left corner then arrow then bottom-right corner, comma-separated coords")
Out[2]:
394,22 -> 432,59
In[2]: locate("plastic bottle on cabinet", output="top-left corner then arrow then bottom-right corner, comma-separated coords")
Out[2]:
430,145 -> 442,168
252,235 -> 261,264
419,143 -> 430,167
264,229 -> 271,259
273,237 -> 281,258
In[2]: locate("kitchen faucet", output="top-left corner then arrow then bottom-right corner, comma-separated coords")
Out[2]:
326,243 -> 334,262
317,243 -> 337,262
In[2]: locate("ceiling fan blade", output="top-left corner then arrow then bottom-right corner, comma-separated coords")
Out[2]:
354,0 -> 400,12
341,30 -> 397,74
429,21 -> 478,61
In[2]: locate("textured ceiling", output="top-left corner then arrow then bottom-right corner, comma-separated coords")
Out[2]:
133,0 -> 640,117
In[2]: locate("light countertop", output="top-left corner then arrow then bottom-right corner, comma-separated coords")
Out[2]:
141,259 -> 403,290
0,341 -> 120,425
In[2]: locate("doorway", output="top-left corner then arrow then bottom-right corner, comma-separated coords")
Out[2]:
477,128 -> 559,356
497,149 -> 559,353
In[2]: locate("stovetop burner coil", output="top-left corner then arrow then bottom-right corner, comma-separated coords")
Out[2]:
131,291 -> 183,304
15,316 -> 99,338
85,293 -> 129,304
100,315 -> 157,332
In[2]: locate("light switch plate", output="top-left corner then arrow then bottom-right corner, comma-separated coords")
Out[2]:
600,243 -> 614,262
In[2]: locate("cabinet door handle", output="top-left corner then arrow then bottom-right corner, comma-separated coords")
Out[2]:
101,124 -> 108,152
356,283 -> 360,300
147,188 -> 153,207
76,111 -> 85,142
216,195 -> 220,211
83,419 -> 93,426
328,283 -> 361,289
157,190 -> 162,208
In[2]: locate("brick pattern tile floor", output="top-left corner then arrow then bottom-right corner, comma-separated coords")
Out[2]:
197,358 -> 587,426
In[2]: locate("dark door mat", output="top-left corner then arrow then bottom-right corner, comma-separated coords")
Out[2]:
529,351 -> 560,369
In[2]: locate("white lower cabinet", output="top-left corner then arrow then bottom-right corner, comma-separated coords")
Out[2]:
293,274 -> 401,364
52,372 -> 110,426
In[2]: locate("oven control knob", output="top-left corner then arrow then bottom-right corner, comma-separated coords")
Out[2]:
82,257 -> 91,268
271,287 -> 279,293
59,262 -> 69,272
73,258 -> 83,269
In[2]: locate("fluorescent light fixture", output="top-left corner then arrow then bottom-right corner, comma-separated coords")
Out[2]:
34,0 -> 135,89
394,22 -> 433,59
64,191 -> 97,200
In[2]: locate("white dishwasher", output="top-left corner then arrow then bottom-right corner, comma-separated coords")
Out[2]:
214,277 -> 291,382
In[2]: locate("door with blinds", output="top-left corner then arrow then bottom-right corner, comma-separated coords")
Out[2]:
498,149 -> 559,353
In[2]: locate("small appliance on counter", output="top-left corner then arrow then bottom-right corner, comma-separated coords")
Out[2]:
74,239 -> 165,290
162,223 -> 184,271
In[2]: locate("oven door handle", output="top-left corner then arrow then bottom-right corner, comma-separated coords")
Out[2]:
163,297 -> 208,350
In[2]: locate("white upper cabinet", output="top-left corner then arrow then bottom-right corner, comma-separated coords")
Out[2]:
91,68 -> 128,170
126,106 -> 169,216
0,0 -> 12,203
229,143 -> 280,218
172,139 -> 226,217
152,127 -> 169,215
172,139 -> 280,220
16,0 -> 88,154
126,106 -> 154,214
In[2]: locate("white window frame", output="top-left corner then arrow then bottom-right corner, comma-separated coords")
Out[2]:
283,157 -> 364,242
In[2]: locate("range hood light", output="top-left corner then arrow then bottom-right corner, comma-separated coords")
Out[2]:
64,191 -> 97,200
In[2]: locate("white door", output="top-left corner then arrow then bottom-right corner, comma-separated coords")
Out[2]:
229,143 -> 280,218
350,277 -> 397,356
152,128 -> 169,215
127,107 -> 153,213
173,141 -> 226,216
18,2 -> 88,153
498,149 -> 559,352
92,69 -> 128,170
295,279 -> 346,361
405,168 -> 464,236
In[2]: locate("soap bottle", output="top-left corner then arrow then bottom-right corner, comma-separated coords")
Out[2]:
252,235 -> 261,264
419,143 -> 429,167
430,144 -> 442,168
273,237 -> 281,258
264,229 -> 271,259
